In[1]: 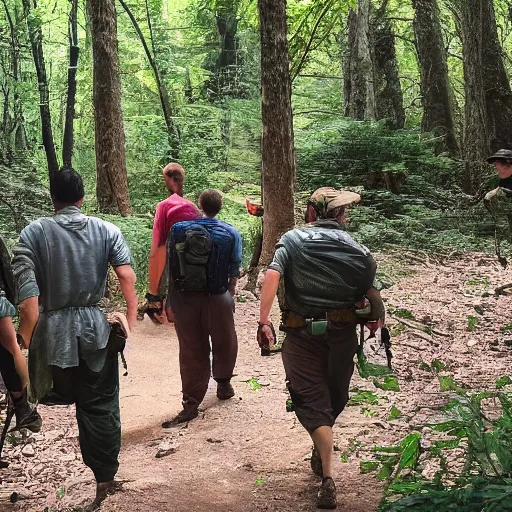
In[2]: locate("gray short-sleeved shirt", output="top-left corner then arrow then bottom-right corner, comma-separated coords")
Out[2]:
12,206 -> 131,399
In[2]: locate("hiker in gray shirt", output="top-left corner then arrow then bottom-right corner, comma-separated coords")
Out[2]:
13,168 -> 137,509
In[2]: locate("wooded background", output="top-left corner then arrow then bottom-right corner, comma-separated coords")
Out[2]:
1,0 -> 512,288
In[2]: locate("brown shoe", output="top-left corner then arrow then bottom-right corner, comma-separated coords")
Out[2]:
84,481 -> 124,511
317,477 -> 337,509
162,407 -> 199,428
217,381 -> 235,400
311,446 -> 323,478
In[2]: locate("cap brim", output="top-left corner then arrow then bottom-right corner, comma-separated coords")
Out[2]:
487,156 -> 500,164
328,191 -> 361,209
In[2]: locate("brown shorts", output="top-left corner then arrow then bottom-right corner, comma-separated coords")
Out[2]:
282,322 -> 358,434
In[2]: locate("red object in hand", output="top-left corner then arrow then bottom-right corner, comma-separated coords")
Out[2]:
365,318 -> 384,335
246,199 -> 264,217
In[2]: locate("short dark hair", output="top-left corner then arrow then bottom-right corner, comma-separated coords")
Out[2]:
199,189 -> 223,216
50,167 -> 85,204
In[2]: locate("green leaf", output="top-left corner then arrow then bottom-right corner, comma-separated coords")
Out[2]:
388,405 -> 403,420
360,460 -> 379,474
255,477 -> 265,485
397,433 -> 421,472
467,315 -> 478,332
245,378 -> 262,390
418,361 -> 431,372
357,351 -> 393,379
374,376 -> 400,392
438,375 -> 458,391
349,390 -> 380,406
501,323 -> 512,334
56,488 -> 66,500
496,376 -> 512,389
431,359 -> 449,373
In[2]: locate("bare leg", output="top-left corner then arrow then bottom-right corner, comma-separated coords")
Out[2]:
310,426 -> 333,478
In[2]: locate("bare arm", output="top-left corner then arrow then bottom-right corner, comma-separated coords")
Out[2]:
114,264 -> 138,330
148,243 -> 166,296
18,296 -> 39,349
228,277 -> 237,297
259,269 -> 281,324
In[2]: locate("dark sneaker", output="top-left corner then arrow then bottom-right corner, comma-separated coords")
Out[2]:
311,446 -> 323,478
162,407 -> 199,428
217,381 -> 235,400
317,477 -> 337,509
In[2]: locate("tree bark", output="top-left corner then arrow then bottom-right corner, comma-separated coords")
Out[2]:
413,0 -> 459,154
22,0 -> 59,179
118,0 -> 180,161
258,0 -> 296,266
87,0 -> 132,214
459,0 -> 512,193
372,4 -> 405,129
343,0 -> 376,120
62,0 -> 79,168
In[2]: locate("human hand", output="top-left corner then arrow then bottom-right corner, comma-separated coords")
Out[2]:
257,322 -> 276,350
144,293 -> 164,325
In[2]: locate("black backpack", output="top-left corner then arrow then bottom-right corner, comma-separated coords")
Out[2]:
173,225 -> 213,293
0,236 -> 17,305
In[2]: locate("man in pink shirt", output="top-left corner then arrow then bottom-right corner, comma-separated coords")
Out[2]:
145,164 -> 200,323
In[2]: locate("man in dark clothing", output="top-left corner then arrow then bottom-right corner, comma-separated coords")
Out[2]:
162,189 -> 242,427
257,188 -> 383,510
0,240 -> 41,433
13,168 -> 138,510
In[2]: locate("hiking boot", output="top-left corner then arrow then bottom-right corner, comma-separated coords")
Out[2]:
317,477 -> 337,509
162,406 -> 199,428
10,391 -> 42,433
311,446 -> 323,478
217,381 -> 235,400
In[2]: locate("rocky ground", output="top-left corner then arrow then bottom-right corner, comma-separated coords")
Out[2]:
1,252 -> 512,512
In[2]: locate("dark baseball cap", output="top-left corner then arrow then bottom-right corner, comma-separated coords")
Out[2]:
487,149 -> 512,163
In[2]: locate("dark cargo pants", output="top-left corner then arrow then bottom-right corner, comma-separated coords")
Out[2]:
282,322 -> 358,434
51,351 -> 120,483
170,291 -> 238,406
0,342 -> 22,393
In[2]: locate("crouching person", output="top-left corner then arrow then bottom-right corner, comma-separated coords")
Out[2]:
162,189 -> 242,427
257,188 -> 383,509
13,168 -> 138,509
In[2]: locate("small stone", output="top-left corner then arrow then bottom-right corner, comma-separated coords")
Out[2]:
22,444 -> 35,457
155,442 -> 178,458
467,339 -> 478,347
59,454 -> 76,462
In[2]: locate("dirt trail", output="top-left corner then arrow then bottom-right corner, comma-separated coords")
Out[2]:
4,253 -> 512,512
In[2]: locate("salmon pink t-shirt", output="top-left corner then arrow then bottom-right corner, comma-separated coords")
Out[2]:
152,194 -> 200,247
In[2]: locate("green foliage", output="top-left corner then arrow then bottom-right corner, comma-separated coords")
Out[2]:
378,384 -> 512,512
357,350 -> 394,379
388,406 -> 403,420
349,389 -> 380,406
374,376 -> 400,392
467,315 -> 479,332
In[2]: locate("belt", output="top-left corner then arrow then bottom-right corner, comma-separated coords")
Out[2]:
283,309 -> 357,328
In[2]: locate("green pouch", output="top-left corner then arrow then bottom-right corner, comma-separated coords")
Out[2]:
308,319 -> 328,336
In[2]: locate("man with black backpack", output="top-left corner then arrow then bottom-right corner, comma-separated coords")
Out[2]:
162,189 -> 242,427
257,188 -> 384,510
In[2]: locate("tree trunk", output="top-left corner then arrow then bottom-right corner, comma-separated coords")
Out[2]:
258,0 -> 296,266
372,5 -> 405,129
459,0 -> 512,193
22,0 -> 59,179
118,0 -> 180,161
413,0 -> 459,154
343,0 -> 376,121
62,0 -> 79,168
87,0 -> 132,215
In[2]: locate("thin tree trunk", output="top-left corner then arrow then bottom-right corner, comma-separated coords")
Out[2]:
118,0 -> 179,160
87,0 -> 132,215
343,0 -> 376,120
413,0 -> 459,154
21,0 -> 59,179
258,0 -> 296,266
62,0 -> 79,167
372,3 -> 405,129
459,0 -> 512,193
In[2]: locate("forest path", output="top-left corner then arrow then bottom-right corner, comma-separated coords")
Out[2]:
6,252 -> 512,512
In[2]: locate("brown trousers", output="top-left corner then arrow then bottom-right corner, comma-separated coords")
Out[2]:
170,291 -> 238,406
282,322 -> 358,434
